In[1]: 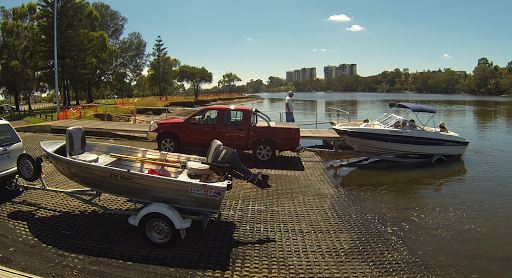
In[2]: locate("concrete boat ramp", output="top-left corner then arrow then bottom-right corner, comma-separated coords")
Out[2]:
0,131 -> 446,277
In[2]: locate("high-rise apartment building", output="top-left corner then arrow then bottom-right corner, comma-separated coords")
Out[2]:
323,66 -> 337,79
286,67 -> 317,82
323,64 -> 358,79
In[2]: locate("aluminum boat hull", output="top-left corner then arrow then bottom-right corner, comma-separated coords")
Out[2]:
40,140 -> 230,213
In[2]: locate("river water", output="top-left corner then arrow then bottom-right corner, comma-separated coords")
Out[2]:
245,92 -> 512,277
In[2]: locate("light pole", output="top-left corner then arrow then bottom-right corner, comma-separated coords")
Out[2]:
54,0 -> 60,114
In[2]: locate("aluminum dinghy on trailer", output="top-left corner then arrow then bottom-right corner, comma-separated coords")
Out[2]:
38,127 -> 268,212
16,126 -> 269,247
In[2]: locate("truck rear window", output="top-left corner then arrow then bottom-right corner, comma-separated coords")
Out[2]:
223,111 -> 244,126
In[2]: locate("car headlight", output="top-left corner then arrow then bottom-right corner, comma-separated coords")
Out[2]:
149,120 -> 159,132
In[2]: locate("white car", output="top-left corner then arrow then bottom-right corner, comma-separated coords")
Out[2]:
0,118 -> 25,187
0,104 -> 15,113
0,118 -> 42,190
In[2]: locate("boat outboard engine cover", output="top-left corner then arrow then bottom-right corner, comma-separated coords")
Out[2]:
207,141 -> 262,185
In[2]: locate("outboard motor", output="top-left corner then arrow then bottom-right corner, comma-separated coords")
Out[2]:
205,140 -> 269,186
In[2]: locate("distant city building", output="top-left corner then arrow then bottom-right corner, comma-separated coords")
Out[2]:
323,66 -> 337,79
286,71 -> 294,82
294,70 -> 301,81
286,67 -> 317,82
323,64 -> 358,79
287,64 -> 357,81
455,71 -> 467,79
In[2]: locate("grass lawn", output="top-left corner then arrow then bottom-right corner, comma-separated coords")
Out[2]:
2,94 -> 255,125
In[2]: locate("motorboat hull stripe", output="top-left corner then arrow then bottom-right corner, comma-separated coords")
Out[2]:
334,129 -> 469,147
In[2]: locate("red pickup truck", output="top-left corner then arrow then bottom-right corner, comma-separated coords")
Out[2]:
147,105 -> 300,161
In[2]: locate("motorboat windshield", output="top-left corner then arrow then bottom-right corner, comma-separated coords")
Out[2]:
387,102 -> 438,128
371,114 -> 406,128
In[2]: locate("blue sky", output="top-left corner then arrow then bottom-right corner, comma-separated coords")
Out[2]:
3,0 -> 511,88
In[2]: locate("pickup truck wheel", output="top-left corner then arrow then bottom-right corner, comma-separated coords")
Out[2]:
253,140 -> 276,162
158,134 -> 181,153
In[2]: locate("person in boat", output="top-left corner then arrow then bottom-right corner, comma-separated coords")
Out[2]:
401,119 -> 408,128
405,119 -> 417,130
439,121 -> 448,132
361,118 -> 370,127
393,121 -> 401,129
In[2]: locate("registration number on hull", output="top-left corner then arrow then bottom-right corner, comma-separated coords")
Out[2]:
109,173 -> 133,182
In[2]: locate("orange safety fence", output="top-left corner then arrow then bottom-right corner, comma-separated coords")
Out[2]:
58,106 -> 81,120
58,104 -> 135,120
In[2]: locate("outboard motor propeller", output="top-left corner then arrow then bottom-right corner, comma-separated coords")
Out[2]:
205,140 -> 269,187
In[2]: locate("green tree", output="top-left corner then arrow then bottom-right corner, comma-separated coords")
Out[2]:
117,32 -> 148,87
245,79 -> 264,94
218,72 -> 241,93
411,71 -> 432,93
92,2 -> 126,47
427,69 -> 460,94
266,76 -> 288,90
0,2 -> 39,110
473,61 -> 498,95
147,36 -> 180,97
177,65 -> 212,100
37,0 -> 103,106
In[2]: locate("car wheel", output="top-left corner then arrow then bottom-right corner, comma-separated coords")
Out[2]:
17,153 -> 42,182
157,134 -> 181,153
252,140 -> 276,162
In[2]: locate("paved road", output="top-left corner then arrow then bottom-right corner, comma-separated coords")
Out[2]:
0,132 -> 446,277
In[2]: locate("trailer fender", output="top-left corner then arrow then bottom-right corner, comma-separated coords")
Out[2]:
128,203 -> 192,232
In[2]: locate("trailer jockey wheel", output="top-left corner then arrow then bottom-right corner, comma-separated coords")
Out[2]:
5,177 -> 21,191
17,153 -> 42,182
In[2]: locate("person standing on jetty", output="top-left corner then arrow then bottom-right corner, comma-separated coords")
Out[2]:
285,91 -> 295,123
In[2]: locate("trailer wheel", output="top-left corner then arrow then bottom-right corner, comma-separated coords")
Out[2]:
140,213 -> 178,247
430,155 -> 447,166
252,140 -> 276,162
17,153 -> 42,182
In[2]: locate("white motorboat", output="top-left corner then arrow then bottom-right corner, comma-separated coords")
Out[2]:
332,102 -> 470,158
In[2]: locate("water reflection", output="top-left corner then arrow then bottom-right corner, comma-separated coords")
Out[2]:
325,159 -> 467,192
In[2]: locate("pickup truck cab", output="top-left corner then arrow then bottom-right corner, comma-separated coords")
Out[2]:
147,105 -> 300,162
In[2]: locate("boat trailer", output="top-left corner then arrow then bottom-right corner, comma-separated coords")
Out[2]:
7,152 -> 242,248
302,146 -> 450,166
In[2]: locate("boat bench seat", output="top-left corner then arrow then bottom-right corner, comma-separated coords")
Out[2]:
96,154 -> 118,166
186,161 -> 214,176
176,161 -> 217,183
71,152 -> 99,163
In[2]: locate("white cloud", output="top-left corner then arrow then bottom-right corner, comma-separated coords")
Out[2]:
313,49 -> 317,52
346,25 -> 365,32
246,38 -> 252,41
442,54 -> 451,59
326,14 -> 352,22
321,49 -> 326,52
